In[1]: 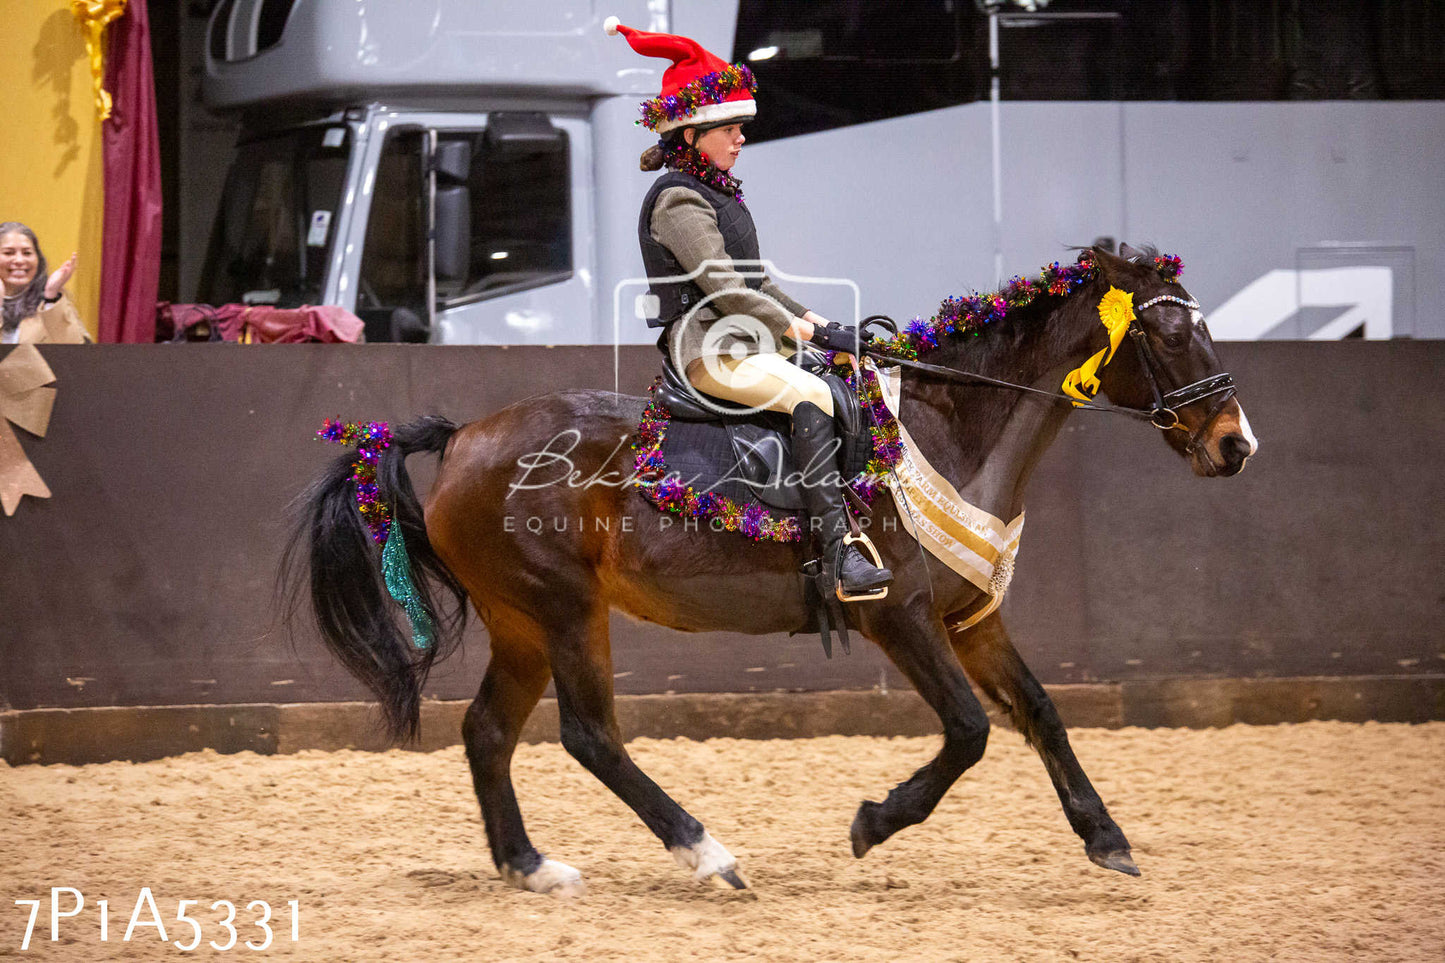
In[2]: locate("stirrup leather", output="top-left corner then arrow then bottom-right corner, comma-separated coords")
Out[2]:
834,531 -> 889,603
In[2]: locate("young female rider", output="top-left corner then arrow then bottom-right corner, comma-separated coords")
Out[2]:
607,18 -> 891,599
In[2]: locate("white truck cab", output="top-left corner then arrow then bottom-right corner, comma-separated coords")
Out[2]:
198,0 -> 668,344
197,1 -> 1445,343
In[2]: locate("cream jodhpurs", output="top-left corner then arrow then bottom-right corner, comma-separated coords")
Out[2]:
684,351 -> 835,417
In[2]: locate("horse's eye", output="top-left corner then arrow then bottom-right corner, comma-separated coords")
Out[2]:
1162,332 -> 1187,350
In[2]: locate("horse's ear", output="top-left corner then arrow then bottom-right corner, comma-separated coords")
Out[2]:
1091,245 -> 1131,284
1118,242 -> 1146,263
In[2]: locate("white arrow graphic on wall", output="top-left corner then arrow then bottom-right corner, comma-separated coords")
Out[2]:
1208,266 -> 1393,340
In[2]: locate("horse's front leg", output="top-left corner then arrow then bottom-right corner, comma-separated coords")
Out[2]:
849,600 -> 992,858
948,611 -> 1139,876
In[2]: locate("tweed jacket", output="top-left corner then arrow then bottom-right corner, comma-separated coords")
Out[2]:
3,292 -> 90,345
647,184 -> 808,371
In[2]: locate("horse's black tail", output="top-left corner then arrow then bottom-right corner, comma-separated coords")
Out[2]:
280,415 -> 469,742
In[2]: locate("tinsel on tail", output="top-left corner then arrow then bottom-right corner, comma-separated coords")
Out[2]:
381,524 -> 435,650
319,418 -> 433,650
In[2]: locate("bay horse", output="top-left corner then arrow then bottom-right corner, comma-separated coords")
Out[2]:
284,244 -> 1257,897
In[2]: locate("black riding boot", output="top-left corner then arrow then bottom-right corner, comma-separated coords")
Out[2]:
791,401 -> 893,599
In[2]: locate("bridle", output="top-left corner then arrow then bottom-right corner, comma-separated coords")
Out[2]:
859,292 -> 1237,453
1123,293 -> 1237,453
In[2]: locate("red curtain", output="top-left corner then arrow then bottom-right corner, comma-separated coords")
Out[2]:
99,0 -> 162,343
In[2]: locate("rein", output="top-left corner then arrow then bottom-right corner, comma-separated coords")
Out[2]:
860,306 -> 1237,448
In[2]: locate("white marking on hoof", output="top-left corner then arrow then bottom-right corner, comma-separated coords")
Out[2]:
502,859 -> 586,898
669,832 -> 740,884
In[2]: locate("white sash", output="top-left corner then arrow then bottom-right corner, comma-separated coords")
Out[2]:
873,363 -> 1024,626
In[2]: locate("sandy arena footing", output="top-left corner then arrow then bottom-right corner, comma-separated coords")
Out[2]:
3,722 -> 1443,961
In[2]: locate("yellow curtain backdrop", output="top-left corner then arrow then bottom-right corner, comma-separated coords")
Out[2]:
0,1 -> 106,340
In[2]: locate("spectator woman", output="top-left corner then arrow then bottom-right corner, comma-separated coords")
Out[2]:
1,222 -> 88,344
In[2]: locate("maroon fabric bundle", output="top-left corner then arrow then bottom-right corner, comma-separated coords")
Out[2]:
156,304 -> 365,344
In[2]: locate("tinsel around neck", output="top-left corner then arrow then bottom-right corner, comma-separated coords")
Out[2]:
870,251 -> 1184,361
663,141 -> 745,203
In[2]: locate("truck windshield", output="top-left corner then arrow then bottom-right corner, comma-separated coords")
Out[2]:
198,125 -> 351,307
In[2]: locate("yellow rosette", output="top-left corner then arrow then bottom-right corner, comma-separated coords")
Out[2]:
71,0 -> 128,122
1062,286 -> 1135,404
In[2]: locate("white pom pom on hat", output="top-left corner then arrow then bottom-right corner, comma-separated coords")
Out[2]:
603,16 -> 621,36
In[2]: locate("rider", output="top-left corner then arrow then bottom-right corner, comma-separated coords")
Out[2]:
606,17 -> 892,600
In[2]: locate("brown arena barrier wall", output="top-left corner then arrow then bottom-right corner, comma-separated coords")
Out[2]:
2,342 -> 1442,763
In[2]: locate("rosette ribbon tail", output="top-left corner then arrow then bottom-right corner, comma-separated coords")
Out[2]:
0,345 -> 58,516
1062,286 -> 1135,404
381,523 -> 436,650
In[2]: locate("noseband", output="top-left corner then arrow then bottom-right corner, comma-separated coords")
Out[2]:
1128,293 -> 1237,453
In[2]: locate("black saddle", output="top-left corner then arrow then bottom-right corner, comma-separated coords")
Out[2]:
652,355 -> 872,513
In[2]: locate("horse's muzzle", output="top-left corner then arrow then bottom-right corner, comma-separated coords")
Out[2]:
1214,433 -> 1254,476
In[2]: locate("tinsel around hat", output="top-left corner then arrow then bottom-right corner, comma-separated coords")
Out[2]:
604,15 -> 757,133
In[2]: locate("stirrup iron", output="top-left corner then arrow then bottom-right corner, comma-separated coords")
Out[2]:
834,531 -> 890,603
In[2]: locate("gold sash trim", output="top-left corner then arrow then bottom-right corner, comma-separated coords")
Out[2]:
873,362 -> 1024,619
0,345 -> 58,516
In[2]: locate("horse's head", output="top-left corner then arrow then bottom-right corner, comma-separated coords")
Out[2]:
1089,244 -> 1258,477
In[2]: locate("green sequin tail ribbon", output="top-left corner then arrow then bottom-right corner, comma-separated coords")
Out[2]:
382,524 -> 435,650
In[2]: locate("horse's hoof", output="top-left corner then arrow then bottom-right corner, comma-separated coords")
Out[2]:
850,803 -> 880,858
671,831 -> 745,887
502,858 -> 587,897
707,867 -> 750,890
1088,849 -> 1141,877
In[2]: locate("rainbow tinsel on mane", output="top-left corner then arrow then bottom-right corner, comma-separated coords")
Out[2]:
869,250 -> 1183,361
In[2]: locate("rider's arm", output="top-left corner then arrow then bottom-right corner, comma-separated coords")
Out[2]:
651,187 -> 812,345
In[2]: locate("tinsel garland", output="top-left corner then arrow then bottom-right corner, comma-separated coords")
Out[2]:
662,141 -> 745,203
868,250 -> 1184,361
318,418 -> 433,650
1153,254 -> 1184,281
638,63 -> 757,131
632,381 -> 801,542
318,419 -> 393,542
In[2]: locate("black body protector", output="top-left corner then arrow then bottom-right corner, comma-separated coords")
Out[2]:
637,171 -> 761,327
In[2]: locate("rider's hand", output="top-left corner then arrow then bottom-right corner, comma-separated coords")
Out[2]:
45,253 -> 77,300
808,320 -> 868,356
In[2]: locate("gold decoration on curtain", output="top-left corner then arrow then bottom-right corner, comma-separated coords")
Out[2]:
0,345 -> 58,516
71,0 -> 128,122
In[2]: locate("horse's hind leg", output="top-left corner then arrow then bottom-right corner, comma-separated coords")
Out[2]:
850,602 -> 993,858
462,609 -> 585,897
547,599 -> 747,889
949,612 -> 1139,876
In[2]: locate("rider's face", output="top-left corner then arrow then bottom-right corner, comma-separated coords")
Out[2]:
688,124 -> 746,171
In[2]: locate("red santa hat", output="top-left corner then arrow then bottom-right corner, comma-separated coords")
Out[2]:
604,16 -> 757,134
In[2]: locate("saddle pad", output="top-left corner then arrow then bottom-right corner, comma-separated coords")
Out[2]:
632,371 -> 886,543
658,417 -> 803,518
